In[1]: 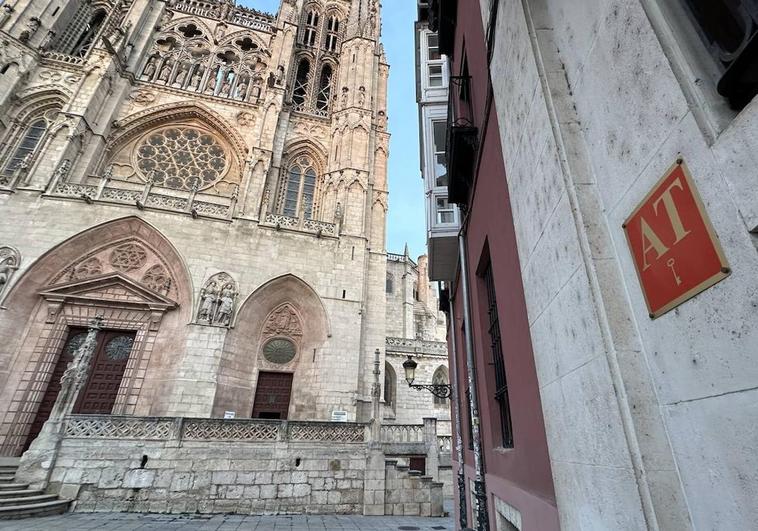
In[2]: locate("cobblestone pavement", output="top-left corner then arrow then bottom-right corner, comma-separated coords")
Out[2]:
0,512 -> 455,530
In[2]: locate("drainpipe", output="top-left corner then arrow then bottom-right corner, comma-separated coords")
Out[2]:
458,230 -> 489,530
447,294 -> 468,529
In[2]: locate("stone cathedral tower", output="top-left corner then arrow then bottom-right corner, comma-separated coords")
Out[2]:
0,0 -> 392,456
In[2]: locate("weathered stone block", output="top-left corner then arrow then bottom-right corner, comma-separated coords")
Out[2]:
123,469 -> 156,489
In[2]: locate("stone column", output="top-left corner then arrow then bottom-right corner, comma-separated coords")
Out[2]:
423,417 -> 439,481
16,315 -> 104,489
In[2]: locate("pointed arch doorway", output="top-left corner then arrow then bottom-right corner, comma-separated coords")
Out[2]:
251,371 -> 293,419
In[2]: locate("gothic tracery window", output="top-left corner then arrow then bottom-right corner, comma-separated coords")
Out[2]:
53,4 -> 107,57
324,15 -> 340,52
282,156 -> 318,219
135,126 -> 228,190
1,118 -> 47,178
384,362 -> 396,411
303,10 -> 320,47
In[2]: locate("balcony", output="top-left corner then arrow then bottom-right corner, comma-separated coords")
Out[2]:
446,123 -> 477,207
429,0 -> 458,57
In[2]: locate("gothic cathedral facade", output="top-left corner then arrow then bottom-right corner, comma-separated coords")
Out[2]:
0,0 -> 405,456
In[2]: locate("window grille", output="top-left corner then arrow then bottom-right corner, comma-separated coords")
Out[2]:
482,262 -> 513,448
315,64 -> 333,114
291,59 -> 311,110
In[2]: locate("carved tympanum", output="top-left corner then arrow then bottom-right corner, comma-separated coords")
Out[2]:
262,303 -> 302,338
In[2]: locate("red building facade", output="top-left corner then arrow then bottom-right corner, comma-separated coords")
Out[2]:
428,0 -> 559,528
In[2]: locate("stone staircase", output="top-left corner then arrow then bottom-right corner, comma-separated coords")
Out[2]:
384,459 -> 444,517
0,458 -> 71,519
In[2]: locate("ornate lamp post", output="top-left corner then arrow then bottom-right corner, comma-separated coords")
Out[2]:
402,355 -> 452,400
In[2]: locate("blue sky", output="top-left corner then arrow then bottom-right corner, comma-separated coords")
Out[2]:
241,0 -> 427,259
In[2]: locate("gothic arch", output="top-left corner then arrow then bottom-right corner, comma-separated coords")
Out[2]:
215,274 -> 330,419
109,101 -> 247,158
0,216 -> 193,455
160,16 -> 215,42
103,102 -> 247,193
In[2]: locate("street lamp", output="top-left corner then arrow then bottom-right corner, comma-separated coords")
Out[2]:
402,355 -> 452,400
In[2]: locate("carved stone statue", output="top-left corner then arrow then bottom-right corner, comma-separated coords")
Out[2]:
216,283 -> 236,326
341,87 -> 348,107
173,65 -> 186,87
142,57 -> 157,80
197,282 -> 218,322
158,61 -> 172,83
235,80 -> 247,100
276,65 -> 285,86
19,17 -> 40,43
220,79 -> 231,97
0,254 -> 18,296
190,67 -> 202,89
205,73 -> 217,94
358,86 -> 366,106
197,273 -> 238,327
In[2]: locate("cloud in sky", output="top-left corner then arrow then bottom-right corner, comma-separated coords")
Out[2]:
241,0 -> 427,259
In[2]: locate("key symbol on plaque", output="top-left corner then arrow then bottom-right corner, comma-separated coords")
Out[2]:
666,258 -> 682,286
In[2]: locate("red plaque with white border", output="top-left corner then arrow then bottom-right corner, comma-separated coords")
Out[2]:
623,159 -> 730,318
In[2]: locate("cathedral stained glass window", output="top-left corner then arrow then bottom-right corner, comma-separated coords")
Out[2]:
135,126 -> 227,190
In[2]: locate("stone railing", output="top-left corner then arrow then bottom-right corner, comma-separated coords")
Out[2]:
437,435 -> 452,453
262,212 -> 338,237
64,415 -> 367,443
386,253 -> 418,269
380,424 -> 424,444
41,51 -> 86,66
385,337 -> 448,356
173,0 -> 274,32
49,177 -> 235,221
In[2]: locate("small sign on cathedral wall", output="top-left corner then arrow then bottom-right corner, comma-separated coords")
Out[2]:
623,158 -> 730,318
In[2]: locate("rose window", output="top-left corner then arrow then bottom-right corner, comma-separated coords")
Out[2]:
135,127 -> 227,190
262,338 -> 297,364
110,243 -> 148,272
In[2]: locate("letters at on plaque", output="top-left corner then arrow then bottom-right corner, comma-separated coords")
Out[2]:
623,159 -> 730,318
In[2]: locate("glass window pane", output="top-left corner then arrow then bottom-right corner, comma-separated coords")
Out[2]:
432,121 -> 447,185
428,33 -> 440,60
428,65 -> 443,87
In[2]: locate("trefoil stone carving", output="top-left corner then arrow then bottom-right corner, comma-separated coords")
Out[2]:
196,272 -> 238,327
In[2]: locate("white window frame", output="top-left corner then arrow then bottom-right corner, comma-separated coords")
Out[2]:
419,29 -> 448,99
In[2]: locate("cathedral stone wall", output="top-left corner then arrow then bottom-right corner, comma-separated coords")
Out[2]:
0,0 -> 449,461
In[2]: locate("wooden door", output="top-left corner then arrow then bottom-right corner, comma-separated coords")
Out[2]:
23,327 -> 88,451
251,371 -> 293,419
73,330 -> 135,414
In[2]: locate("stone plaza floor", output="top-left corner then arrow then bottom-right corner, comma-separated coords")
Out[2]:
0,512 -> 455,530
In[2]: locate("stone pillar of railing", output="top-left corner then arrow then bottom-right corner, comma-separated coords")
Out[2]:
423,417 -> 440,481
16,315 -> 104,489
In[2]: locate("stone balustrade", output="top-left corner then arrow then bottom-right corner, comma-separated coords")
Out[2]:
64,415 -> 367,443
262,212 -> 338,237
380,424 -> 424,444
437,435 -> 452,453
49,178 -> 236,221
173,0 -> 274,32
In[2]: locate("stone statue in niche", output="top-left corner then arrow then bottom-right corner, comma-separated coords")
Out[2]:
158,61 -> 172,83
205,73 -> 217,94
0,247 -> 20,300
190,67 -> 203,89
196,272 -> 238,327
235,80 -> 247,100
142,57 -> 157,80
358,86 -> 366,106
173,65 -> 186,87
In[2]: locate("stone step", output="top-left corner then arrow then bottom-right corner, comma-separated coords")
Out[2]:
0,499 -> 70,520
0,494 -> 59,507
0,475 -> 17,483
0,466 -> 18,473
0,489 -> 45,499
0,483 -> 30,491
0,458 -> 20,467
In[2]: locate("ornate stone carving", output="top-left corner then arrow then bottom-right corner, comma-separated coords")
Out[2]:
109,243 -> 148,272
141,264 -> 172,295
72,257 -> 104,280
236,111 -> 255,127
196,272 -> 238,327
130,89 -> 156,106
262,303 -> 302,338
0,246 -> 20,299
